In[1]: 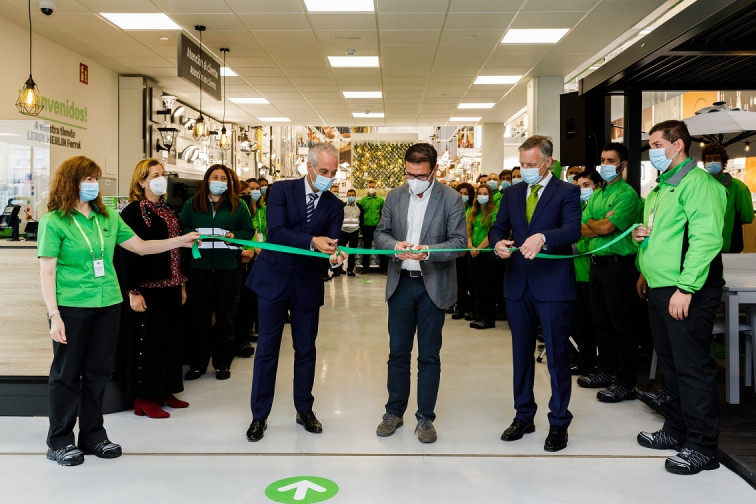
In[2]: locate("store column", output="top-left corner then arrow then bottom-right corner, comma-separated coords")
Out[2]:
527,76 -> 564,158
482,123 -> 505,173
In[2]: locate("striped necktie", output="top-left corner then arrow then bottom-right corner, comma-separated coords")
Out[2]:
306,193 -> 318,227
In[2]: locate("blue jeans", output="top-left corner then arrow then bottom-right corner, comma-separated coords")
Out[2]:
385,273 -> 445,421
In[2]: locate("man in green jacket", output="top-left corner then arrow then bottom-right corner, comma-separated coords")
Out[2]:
633,120 -> 725,476
701,142 -> 754,253
358,179 -> 386,274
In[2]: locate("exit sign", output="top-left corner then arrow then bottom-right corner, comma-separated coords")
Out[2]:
80,63 -> 88,85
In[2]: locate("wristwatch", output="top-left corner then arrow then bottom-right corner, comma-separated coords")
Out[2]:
47,310 -> 60,320
540,233 -> 546,244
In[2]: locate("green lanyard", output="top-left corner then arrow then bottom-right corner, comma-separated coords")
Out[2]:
72,213 -> 105,260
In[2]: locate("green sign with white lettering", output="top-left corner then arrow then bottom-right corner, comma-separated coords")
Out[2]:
265,476 -> 339,503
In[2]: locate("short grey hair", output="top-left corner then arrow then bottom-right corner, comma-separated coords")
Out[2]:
308,142 -> 339,168
518,135 -> 553,162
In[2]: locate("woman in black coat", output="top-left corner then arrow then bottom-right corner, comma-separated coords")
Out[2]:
119,159 -> 189,419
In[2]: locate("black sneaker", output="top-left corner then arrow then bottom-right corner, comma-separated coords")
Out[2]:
46,444 -> 84,466
637,429 -> 683,450
665,448 -> 720,475
635,386 -> 670,407
577,372 -> 614,389
79,439 -> 121,459
597,384 -> 636,403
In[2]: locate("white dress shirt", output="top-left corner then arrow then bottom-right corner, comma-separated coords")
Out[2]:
304,176 -> 320,210
402,180 -> 435,272
529,171 -> 552,198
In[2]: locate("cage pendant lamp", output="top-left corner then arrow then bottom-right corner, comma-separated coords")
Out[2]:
16,0 -> 43,116
217,48 -> 231,151
192,25 -> 208,141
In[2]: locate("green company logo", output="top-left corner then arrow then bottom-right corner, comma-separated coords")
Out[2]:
265,476 -> 338,503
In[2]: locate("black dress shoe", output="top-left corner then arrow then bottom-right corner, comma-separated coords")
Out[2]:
347,271 -> 356,277
544,426 -> 568,452
470,320 -> 495,329
501,418 -> 535,441
246,419 -> 267,442
215,369 -> 231,380
79,439 -> 122,459
235,343 -> 255,358
451,311 -> 465,320
184,369 -> 204,380
296,410 -> 323,434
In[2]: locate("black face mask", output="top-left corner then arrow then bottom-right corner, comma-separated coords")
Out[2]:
240,195 -> 252,207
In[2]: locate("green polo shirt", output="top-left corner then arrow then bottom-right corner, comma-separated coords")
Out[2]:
493,191 -> 502,208
37,206 -> 135,308
582,178 -> 641,256
469,207 -> 498,247
714,172 -> 755,252
573,203 -> 591,283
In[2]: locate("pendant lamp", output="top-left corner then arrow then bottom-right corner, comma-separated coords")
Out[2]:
192,25 -> 208,141
217,47 -> 231,151
16,0 -> 43,116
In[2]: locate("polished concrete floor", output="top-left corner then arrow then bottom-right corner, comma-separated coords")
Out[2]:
1,274 -> 753,503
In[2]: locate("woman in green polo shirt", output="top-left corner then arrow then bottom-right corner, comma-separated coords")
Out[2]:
467,184 -> 499,329
38,156 -> 199,467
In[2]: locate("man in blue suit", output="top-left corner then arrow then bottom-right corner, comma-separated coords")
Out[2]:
245,143 -> 344,442
489,135 -> 581,452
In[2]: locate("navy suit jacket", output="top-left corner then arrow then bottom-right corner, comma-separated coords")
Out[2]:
248,178 -> 344,310
489,176 -> 581,302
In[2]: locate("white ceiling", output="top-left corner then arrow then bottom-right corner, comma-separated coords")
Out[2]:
1,0 -> 666,128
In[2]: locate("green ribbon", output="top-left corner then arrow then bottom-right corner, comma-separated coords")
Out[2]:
192,224 -> 640,261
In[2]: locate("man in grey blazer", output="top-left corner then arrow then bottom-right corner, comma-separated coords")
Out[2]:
374,143 -> 467,443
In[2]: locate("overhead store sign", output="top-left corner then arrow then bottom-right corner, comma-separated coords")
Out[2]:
177,33 -> 221,101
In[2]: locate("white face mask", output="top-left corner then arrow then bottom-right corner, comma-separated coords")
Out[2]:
149,176 -> 167,196
408,178 -> 431,195
368,187 -> 376,195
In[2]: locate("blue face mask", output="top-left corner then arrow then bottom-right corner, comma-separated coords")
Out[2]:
580,187 -> 594,202
250,190 -> 262,202
79,181 -> 99,203
461,194 -> 469,204
649,145 -> 674,172
311,172 -> 334,192
512,177 -> 523,184
567,175 -> 575,183
500,181 -> 511,189
347,196 -> 356,203
599,164 -> 619,182
477,195 -> 489,205
209,181 -> 227,196
260,186 -> 267,195
521,167 -> 542,185
486,180 -> 499,191
704,162 -> 722,175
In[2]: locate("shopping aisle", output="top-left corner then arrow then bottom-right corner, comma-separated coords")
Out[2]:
1,275 -> 752,502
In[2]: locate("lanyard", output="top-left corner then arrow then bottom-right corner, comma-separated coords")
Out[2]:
72,213 -> 105,260
647,185 -> 673,230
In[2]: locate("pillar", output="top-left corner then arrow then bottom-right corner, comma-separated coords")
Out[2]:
481,122 -> 505,173
527,76 -> 564,159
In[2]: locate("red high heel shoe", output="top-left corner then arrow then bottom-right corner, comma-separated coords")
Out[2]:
162,394 -> 189,409
134,398 -> 170,418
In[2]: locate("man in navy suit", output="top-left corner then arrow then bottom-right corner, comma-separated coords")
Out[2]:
245,143 -> 344,442
489,135 -> 581,452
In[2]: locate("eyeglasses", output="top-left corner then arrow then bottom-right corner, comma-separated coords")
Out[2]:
519,162 -> 544,170
405,171 -> 432,181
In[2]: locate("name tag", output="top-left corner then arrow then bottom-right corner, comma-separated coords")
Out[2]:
257,232 -> 264,242
93,259 -> 105,278
647,212 -> 654,231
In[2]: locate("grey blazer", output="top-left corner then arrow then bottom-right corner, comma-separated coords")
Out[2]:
374,181 -> 467,309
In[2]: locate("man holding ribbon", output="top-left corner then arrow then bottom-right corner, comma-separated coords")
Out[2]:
491,135 -> 581,452
245,142 -> 344,442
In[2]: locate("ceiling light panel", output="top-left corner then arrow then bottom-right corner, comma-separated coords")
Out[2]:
221,67 -> 237,77
304,0 -> 374,12
474,75 -> 522,85
449,117 -> 481,122
100,13 -> 181,30
229,97 -> 269,104
258,117 -> 291,122
343,91 -> 382,99
352,112 -> 384,118
501,28 -> 569,44
328,56 -> 380,68
458,103 -> 495,109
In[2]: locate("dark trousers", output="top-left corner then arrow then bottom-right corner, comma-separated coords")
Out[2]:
386,273 -> 445,421
455,255 -> 471,313
589,258 -> 640,387
187,268 -> 240,372
47,304 -> 120,450
507,290 -> 573,428
235,263 -> 258,345
647,286 -> 721,456
339,229 -> 359,273
573,281 -> 597,370
469,252 -> 496,324
361,225 -> 387,272
250,296 -> 319,419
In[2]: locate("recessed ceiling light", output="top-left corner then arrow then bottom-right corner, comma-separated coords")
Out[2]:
229,97 -> 269,104
305,0 -> 374,12
159,36 -> 169,41
474,75 -> 522,85
501,28 -> 569,44
100,13 -> 181,30
449,117 -> 481,122
353,112 -> 384,118
328,56 -> 379,68
343,91 -> 382,99
458,103 -> 495,109
258,117 -> 290,122
221,67 -> 237,77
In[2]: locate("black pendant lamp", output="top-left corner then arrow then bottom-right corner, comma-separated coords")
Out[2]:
192,25 -> 208,141
16,0 -> 43,116
218,47 -> 231,151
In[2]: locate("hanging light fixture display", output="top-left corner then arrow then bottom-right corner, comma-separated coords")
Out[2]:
192,25 -> 208,141
16,0 -> 43,116
217,47 -> 232,151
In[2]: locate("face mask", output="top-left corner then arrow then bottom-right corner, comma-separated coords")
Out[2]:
512,177 -> 523,184
704,162 -> 722,175
580,187 -> 594,202
487,180 -> 499,191
250,190 -> 262,201
79,181 -> 99,202
260,186 -> 267,195
408,178 -> 431,195
209,180 -> 228,196
347,196 -> 356,203
368,187 -> 376,195
477,195 -> 489,205
599,164 -> 619,183
240,195 -> 252,207
649,145 -> 675,172
500,181 -> 511,189
461,194 -> 469,204
567,175 -> 575,183
521,167 -> 542,185
311,172 -> 334,192
149,176 -> 167,196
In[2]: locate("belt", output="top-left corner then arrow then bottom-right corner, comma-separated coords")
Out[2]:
401,269 -> 422,278
590,253 -> 636,265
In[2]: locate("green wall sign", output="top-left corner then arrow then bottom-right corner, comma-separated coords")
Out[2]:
265,476 -> 339,503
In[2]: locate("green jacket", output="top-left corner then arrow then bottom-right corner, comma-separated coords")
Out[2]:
573,202 -> 591,283
637,158 -> 725,293
252,204 -> 267,242
180,196 -> 254,271
358,193 -> 384,226
582,178 -> 642,256
714,172 -> 755,252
